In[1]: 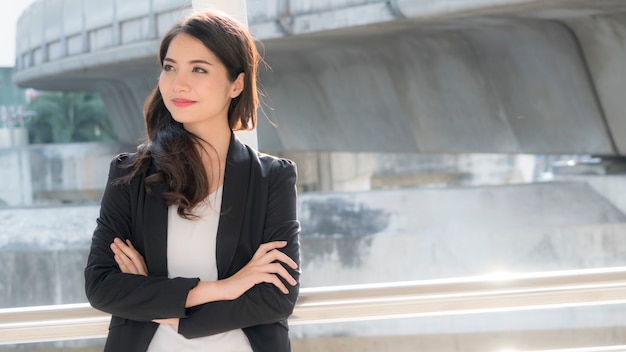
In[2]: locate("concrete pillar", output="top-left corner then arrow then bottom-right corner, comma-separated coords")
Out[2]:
191,0 -> 258,149
0,126 -> 32,206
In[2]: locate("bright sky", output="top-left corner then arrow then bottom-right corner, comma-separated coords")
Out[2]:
1,0 -> 37,67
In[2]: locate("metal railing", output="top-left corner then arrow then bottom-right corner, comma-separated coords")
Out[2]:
2,266 -> 626,345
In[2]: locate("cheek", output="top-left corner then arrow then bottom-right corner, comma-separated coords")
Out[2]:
158,77 -> 167,94
158,79 -> 173,112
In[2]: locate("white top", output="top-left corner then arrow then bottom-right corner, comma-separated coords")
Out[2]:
147,186 -> 252,352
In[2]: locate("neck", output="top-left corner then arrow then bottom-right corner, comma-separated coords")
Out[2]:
184,119 -> 230,192
185,119 -> 231,161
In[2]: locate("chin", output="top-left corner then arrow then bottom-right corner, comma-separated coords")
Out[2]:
169,113 -> 193,124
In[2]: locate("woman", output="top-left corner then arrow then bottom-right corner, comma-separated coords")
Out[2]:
84,10 -> 300,352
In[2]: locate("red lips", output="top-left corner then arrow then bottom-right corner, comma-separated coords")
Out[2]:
171,98 -> 196,108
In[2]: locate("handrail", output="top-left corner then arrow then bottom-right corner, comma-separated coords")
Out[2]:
2,266 -> 626,345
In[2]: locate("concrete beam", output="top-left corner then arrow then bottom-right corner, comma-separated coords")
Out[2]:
566,13 -> 626,154
259,18 -> 613,154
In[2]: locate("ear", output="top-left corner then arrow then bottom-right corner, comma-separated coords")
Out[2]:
230,73 -> 244,98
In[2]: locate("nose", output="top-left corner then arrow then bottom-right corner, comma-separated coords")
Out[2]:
171,72 -> 190,92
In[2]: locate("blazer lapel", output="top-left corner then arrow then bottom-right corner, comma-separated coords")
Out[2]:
142,169 -> 169,278
216,133 -> 251,277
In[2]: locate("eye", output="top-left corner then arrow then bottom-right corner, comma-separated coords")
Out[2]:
162,64 -> 175,71
193,67 -> 207,73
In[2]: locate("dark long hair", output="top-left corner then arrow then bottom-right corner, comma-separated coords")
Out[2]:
117,10 -> 259,218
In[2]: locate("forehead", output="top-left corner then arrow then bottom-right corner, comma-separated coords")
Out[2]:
165,33 -> 218,61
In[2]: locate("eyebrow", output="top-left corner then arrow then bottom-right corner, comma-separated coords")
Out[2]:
163,58 -> 213,65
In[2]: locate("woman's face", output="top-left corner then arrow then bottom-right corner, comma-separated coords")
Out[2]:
159,33 -> 243,132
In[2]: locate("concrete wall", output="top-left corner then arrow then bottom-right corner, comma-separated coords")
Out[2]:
0,148 -> 31,207
283,150 -> 539,193
297,182 -> 626,288
0,142 -> 126,206
28,142 -> 126,203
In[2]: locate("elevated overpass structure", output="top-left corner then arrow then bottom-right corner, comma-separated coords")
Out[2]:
12,0 -> 626,155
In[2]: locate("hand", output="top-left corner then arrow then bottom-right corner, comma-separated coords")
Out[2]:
110,237 -> 149,276
221,241 -> 298,300
111,239 -> 178,324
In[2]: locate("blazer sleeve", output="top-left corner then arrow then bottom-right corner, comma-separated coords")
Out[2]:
177,158 -> 301,338
84,155 -> 200,322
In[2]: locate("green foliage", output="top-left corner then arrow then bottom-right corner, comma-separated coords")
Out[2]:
25,91 -> 117,144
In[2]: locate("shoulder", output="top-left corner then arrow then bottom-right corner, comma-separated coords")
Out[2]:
111,152 -> 137,166
230,136 -> 297,183
244,144 -> 296,177
106,152 -> 154,183
108,152 -> 137,176
256,151 -> 298,189
232,136 -> 296,173
258,151 -> 296,171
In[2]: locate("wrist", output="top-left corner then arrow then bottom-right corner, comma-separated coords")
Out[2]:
185,280 -> 230,308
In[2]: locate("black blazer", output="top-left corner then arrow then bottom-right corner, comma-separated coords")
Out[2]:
84,134 -> 301,351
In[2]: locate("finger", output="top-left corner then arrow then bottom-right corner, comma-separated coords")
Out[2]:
263,273 -> 289,294
116,252 -> 140,274
110,242 -> 128,264
115,253 -> 135,274
271,250 -> 298,269
114,254 -> 130,273
111,238 -> 131,259
114,238 -> 146,273
253,241 -> 287,259
111,243 -> 138,273
258,249 -> 298,269
127,240 -> 148,274
111,239 -> 148,275
268,263 -> 297,286
114,237 -> 136,257
110,241 -> 122,255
